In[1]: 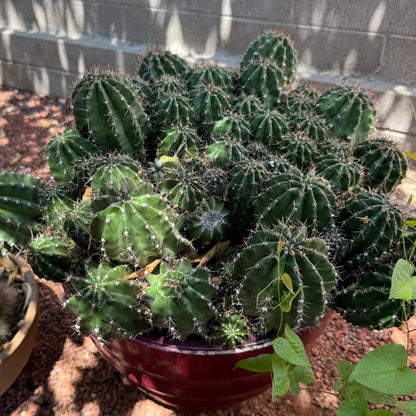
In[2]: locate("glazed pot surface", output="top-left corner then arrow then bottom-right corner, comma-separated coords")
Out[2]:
91,312 -> 331,410
0,257 -> 40,396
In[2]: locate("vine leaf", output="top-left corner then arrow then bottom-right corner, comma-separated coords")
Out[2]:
349,343 -> 416,396
389,259 -> 416,300
337,390 -> 368,416
273,324 -> 311,367
234,353 -> 272,372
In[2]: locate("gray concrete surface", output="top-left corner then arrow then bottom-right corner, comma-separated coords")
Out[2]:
0,1 -> 415,148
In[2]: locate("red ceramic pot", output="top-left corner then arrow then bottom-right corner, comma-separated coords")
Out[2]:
91,311 -> 332,410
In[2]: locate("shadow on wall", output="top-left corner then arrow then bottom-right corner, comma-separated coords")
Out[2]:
0,0 -> 415,100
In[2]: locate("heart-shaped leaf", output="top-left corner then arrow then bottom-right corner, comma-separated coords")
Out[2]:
389,259 -> 416,300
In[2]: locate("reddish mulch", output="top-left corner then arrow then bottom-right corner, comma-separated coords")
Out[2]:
0,87 -> 415,416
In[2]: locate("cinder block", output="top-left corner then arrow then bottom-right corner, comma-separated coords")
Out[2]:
293,0 -> 416,37
0,0 -> 98,38
381,36 -> 416,87
0,60 -> 77,97
287,26 -> 384,77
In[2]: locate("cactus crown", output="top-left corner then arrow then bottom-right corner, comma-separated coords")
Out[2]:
0,30 -> 411,347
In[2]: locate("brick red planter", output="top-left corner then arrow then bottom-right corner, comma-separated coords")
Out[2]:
91,312 -> 331,410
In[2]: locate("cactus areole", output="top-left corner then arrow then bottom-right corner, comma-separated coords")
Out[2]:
0,30 -> 412,410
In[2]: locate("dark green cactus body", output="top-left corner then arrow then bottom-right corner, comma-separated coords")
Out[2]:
72,71 -> 151,160
352,138 -> 408,192
316,85 -> 376,145
340,192 -> 402,259
91,187 -> 190,266
185,65 -> 233,93
41,185 -> 73,232
334,261 -> 415,328
200,165 -> 229,200
131,76 -> 153,100
212,313 -> 249,347
143,259 -> 217,339
64,200 -> 94,250
231,94 -> 265,119
191,84 -> 231,125
205,134 -> 247,167
228,160 -> 271,207
90,159 -> 147,213
157,165 -> 205,212
46,128 -> 99,186
159,124 -> 200,159
235,224 -> 336,333
211,113 -> 252,143
318,137 -> 351,158
250,109 -> 288,145
255,170 -> 336,230
152,93 -> 193,135
274,132 -> 318,171
240,31 -> 297,88
138,47 -> 188,82
315,154 -> 362,193
67,260 -> 147,340
28,234 -> 74,283
323,226 -> 352,263
70,153 -> 144,200
289,113 -> 329,142
0,172 -> 44,247
281,85 -> 320,114
151,74 -> 187,99
238,58 -> 289,109
187,197 -> 230,245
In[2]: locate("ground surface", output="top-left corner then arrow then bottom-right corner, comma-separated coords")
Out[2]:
0,87 -> 416,416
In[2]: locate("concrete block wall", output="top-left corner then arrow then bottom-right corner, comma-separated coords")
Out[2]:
0,0 -> 415,148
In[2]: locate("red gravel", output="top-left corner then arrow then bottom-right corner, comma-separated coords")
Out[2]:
0,87 -> 415,416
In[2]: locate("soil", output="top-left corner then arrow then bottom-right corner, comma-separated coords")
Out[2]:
0,86 -> 416,416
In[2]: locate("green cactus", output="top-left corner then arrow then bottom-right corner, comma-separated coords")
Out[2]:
46,128 -> 99,186
90,186 -> 190,266
158,124 -> 200,159
151,92 -> 193,135
72,70 -> 151,160
28,234 -> 75,283
334,260 -> 415,329
231,94 -> 265,119
238,58 -> 289,109
191,84 -> 231,125
240,31 -> 297,90
255,170 -> 336,230
211,112 -> 252,143
156,164 -> 205,213
235,223 -> 336,333
205,134 -> 247,167
212,313 -> 250,348
151,74 -> 187,99
64,200 -> 94,250
138,47 -> 188,82
281,85 -> 320,114
352,137 -> 408,193
315,154 -> 362,193
274,132 -> 318,171
142,259 -> 217,339
340,192 -> 402,260
187,197 -> 230,246
66,260 -> 148,341
249,109 -> 288,145
185,64 -> 233,93
0,172 -> 44,248
4,30 -> 412,350
316,85 -> 376,145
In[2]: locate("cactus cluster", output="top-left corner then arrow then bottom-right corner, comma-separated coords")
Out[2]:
0,30 -> 412,346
